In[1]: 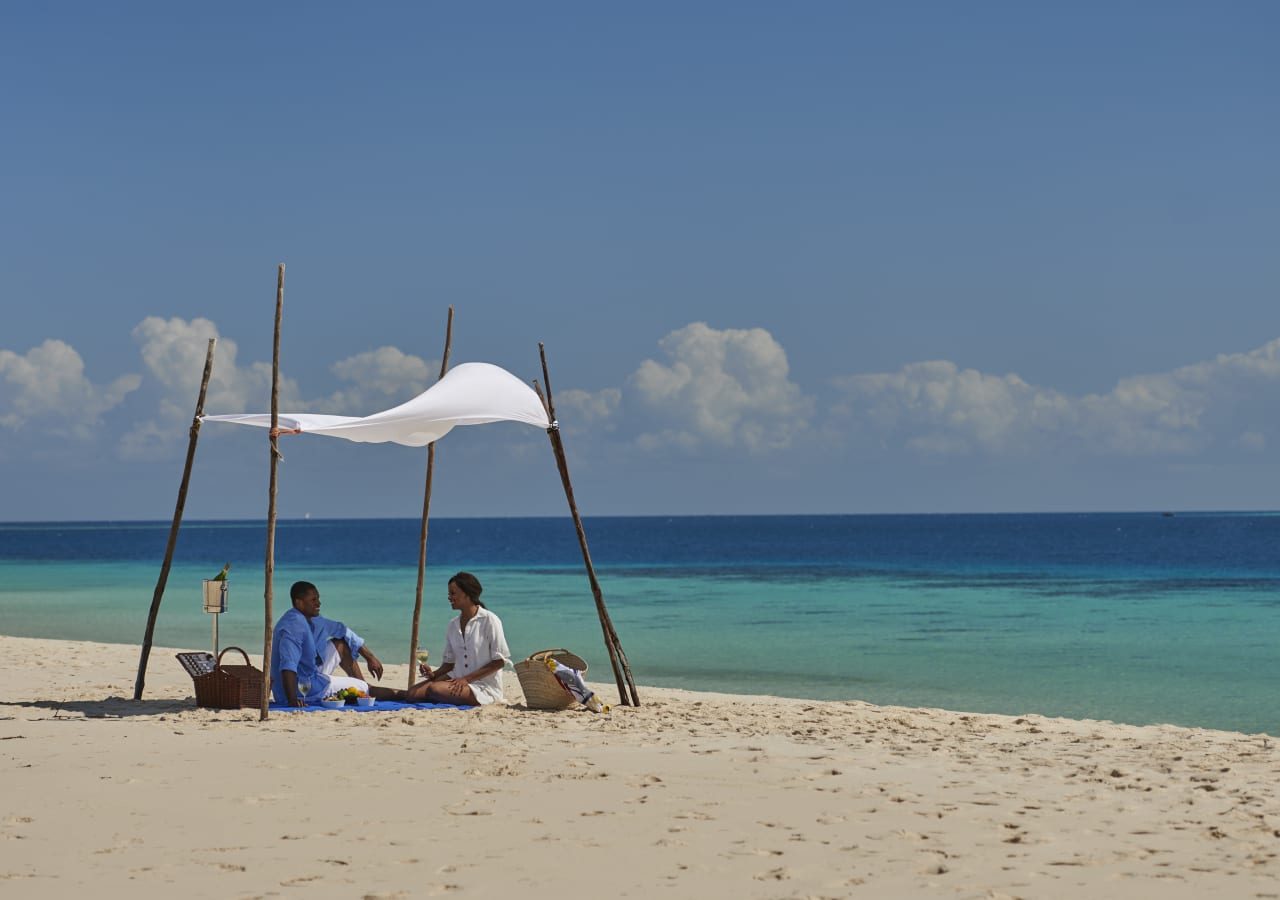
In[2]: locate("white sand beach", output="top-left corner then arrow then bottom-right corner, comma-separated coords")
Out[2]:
2,634 -> 1277,899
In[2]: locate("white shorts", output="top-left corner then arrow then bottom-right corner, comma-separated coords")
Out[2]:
319,641 -> 368,695
468,678 -> 504,706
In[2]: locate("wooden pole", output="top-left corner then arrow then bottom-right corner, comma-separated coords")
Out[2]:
133,338 -> 217,700
408,306 -> 454,689
536,343 -> 640,707
261,263 -> 285,721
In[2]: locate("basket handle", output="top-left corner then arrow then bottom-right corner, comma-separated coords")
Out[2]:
528,648 -> 573,661
216,646 -> 252,669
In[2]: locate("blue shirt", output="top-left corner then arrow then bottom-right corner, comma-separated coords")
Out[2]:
309,615 -> 365,659
270,607 -> 329,703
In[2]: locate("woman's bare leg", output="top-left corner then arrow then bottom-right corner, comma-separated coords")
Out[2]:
406,678 -> 478,706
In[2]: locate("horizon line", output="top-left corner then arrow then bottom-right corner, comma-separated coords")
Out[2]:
2,509 -> 1277,527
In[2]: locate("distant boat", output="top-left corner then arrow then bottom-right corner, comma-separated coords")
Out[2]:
1161,511 -> 1175,518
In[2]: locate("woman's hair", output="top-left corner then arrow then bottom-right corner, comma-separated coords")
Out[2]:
449,571 -> 485,608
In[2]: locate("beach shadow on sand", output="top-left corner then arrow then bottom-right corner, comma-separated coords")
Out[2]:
1,696 -> 196,719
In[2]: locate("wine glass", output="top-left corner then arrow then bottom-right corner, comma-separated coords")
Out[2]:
416,649 -> 430,677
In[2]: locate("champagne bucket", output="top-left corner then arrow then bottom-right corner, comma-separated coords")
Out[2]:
202,579 -> 228,613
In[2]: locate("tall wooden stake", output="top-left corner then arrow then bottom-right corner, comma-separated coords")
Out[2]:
133,338 -> 217,700
536,343 -> 640,707
408,306 -> 454,689
261,263 -> 285,721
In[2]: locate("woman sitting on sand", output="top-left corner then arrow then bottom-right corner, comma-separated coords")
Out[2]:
408,572 -> 510,706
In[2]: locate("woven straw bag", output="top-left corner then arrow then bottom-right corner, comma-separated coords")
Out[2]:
514,648 -> 588,710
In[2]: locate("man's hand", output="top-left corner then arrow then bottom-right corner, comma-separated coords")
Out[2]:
362,649 -> 384,681
282,669 -> 306,708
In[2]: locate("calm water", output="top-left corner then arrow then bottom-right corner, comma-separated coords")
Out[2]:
1,513 -> 1277,734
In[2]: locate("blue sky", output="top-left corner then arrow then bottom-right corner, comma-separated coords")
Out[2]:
2,3 -> 1278,519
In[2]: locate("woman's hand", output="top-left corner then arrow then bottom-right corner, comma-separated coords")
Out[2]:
423,661 -> 454,683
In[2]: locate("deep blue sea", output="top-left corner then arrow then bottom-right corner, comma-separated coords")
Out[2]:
1,513 -> 1277,734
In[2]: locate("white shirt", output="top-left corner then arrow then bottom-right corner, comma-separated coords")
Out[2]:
441,606 -> 511,705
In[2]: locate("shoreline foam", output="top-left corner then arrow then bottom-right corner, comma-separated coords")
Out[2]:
3,634 -> 1277,897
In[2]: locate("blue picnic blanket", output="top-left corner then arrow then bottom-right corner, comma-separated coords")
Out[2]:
270,700 -> 473,713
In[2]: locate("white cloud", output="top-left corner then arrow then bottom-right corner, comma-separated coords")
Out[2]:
124,318 -> 437,459
124,317 -> 303,459
629,322 -> 813,452
556,387 -> 621,426
126,318 -> 809,459
132,316 -> 302,421
116,419 -> 173,462
91,314 -> 1280,471
832,336 -> 1280,457
0,339 -> 140,439
323,346 -> 435,413
834,361 -> 1072,455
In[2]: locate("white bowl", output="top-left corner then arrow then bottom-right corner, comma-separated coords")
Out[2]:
318,699 -> 344,709
355,696 -> 376,707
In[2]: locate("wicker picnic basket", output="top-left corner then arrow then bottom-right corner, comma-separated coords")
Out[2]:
176,646 -> 265,710
514,648 -> 588,710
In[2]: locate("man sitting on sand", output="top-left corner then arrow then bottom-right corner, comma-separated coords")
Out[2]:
310,605 -> 385,685
271,580 -> 405,707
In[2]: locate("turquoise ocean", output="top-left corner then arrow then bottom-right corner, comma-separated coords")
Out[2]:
1,513 -> 1276,734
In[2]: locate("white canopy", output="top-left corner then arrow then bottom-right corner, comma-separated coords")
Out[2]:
202,361 -> 550,447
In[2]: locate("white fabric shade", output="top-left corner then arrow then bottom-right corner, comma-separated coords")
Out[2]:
202,362 -> 550,447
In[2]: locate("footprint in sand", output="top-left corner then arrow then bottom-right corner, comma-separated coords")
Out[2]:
241,793 -> 289,806
753,866 -> 790,881
282,875 -> 324,885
